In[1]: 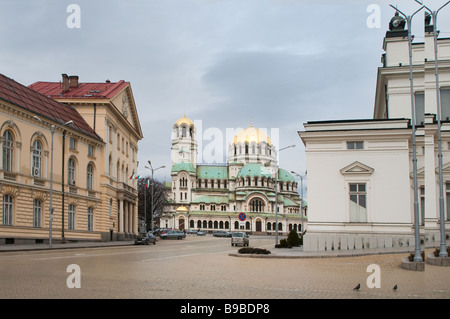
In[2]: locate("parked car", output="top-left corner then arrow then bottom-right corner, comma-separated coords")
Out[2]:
213,231 -> 232,237
197,230 -> 206,236
134,233 -> 156,245
231,232 -> 249,246
160,230 -> 186,240
187,229 -> 198,234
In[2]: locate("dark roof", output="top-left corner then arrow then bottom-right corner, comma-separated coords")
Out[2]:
0,73 -> 101,141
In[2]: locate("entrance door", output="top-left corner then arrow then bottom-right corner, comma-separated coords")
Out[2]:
256,219 -> 262,232
179,217 -> 185,230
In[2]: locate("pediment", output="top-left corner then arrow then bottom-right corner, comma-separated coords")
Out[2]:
111,85 -> 143,139
340,161 -> 374,175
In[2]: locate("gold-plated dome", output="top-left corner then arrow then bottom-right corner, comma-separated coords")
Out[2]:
176,206 -> 189,212
175,115 -> 194,127
233,125 -> 272,145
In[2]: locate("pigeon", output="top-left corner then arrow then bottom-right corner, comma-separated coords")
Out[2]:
393,284 -> 398,291
353,283 -> 360,291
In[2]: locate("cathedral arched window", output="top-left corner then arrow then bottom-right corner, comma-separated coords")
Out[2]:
250,198 -> 264,212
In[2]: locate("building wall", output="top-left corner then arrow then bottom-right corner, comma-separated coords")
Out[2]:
0,102 -> 104,243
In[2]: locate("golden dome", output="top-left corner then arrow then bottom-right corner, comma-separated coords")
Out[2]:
175,115 -> 194,127
233,125 -> 272,145
176,206 -> 189,212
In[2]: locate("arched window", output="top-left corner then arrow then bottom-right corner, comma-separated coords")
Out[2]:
2,130 -> 13,171
234,221 -> 239,229
32,140 -> 42,177
87,164 -> 93,190
33,199 -> 42,228
190,220 -> 195,228
250,198 -> 264,212
182,126 -> 187,137
68,158 -> 75,185
208,220 -> 213,228
68,204 -> 76,230
197,220 -> 202,228
2,194 -> 13,225
214,221 -> 218,229
203,220 -> 207,228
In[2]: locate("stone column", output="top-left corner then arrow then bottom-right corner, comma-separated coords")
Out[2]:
119,199 -> 124,233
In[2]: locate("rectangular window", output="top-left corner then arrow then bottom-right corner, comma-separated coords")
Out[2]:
2,194 -> 13,225
68,204 -> 75,230
69,137 -> 76,150
441,88 -> 450,121
347,141 -> 364,150
415,93 -> 424,126
88,144 -> 94,157
87,207 -> 94,231
349,183 -> 367,222
33,199 -> 42,228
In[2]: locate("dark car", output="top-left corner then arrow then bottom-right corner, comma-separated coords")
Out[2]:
160,230 -> 186,240
135,233 -> 156,245
213,231 -> 232,237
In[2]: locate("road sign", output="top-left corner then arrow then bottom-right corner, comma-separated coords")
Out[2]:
238,212 -> 246,221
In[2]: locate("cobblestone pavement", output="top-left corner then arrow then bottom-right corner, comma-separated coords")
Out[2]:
0,235 -> 449,299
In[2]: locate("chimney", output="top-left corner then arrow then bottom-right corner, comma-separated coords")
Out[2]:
69,75 -> 79,88
62,74 -> 70,92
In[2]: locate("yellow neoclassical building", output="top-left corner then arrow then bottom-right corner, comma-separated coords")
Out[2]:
0,73 -> 142,244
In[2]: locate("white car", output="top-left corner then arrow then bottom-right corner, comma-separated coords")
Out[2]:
231,232 -> 249,246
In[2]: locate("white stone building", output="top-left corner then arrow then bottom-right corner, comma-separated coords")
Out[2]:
298,13 -> 450,251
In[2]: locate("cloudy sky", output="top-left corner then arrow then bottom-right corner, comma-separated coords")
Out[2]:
2,0 -> 450,197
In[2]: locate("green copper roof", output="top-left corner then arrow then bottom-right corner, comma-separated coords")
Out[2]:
171,162 -> 196,174
237,163 -> 272,179
192,195 -> 229,204
278,168 -> 295,182
283,196 -> 300,207
197,165 -> 228,179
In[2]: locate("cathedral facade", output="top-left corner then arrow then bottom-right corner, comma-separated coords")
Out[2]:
161,116 -> 306,235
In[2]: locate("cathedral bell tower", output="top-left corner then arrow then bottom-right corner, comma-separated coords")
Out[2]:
171,115 -> 197,166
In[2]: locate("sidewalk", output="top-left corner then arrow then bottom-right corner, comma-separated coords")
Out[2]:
229,245 -> 420,259
0,240 -> 135,253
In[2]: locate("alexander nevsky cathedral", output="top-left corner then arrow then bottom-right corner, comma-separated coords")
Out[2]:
161,115 -> 306,235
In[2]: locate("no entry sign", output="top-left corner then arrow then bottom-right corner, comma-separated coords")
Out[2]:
238,212 -> 246,221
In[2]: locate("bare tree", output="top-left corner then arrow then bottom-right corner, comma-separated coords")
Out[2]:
137,178 -> 168,231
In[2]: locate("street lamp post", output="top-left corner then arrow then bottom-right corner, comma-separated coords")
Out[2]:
291,171 -> 306,238
417,0 -> 450,258
389,3 -> 424,262
274,144 -> 295,245
145,161 -> 165,231
34,116 -> 73,248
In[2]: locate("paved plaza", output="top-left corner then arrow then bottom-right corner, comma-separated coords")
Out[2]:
0,235 -> 449,300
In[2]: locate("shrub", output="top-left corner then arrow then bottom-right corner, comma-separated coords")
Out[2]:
287,229 -> 301,247
408,251 -> 425,262
434,247 -> 450,257
275,238 -> 292,248
238,247 -> 271,255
